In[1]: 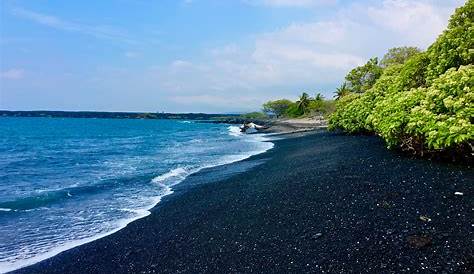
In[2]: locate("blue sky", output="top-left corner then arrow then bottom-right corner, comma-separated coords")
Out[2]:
0,0 -> 466,113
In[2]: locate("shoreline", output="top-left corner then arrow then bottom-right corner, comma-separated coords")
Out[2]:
12,130 -> 473,273
1,125 -> 274,274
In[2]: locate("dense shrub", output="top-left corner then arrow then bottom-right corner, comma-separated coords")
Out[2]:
329,0 -> 473,160
285,103 -> 303,118
369,88 -> 425,148
328,93 -> 364,133
425,0 -> 474,82
406,65 -> 473,150
329,64 -> 403,133
394,52 -> 430,91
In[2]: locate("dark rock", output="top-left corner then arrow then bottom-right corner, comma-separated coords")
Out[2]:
407,235 -> 432,249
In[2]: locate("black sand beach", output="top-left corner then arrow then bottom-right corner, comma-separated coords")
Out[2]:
14,131 -> 473,273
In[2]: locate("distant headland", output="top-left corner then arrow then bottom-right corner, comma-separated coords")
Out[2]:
0,110 -> 240,121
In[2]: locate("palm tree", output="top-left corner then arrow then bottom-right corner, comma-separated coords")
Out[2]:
296,92 -> 311,114
314,93 -> 324,102
334,83 -> 350,100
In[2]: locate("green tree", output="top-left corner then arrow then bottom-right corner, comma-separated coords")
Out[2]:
380,47 -> 421,68
262,99 -> 294,117
308,93 -> 325,113
285,104 -> 303,118
345,57 -> 383,93
296,92 -> 311,114
334,83 -> 350,100
425,0 -> 474,82
314,93 -> 324,102
329,0 -> 473,160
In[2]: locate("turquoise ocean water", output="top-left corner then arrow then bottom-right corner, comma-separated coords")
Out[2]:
0,117 -> 273,272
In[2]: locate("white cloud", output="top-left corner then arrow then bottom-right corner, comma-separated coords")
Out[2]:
11,7 -> 136,44
144,0 -> 461,111
0,69 -> 25,80
3,0 -> 464,112
268,22 -> 346,46
366,0 -> 455,46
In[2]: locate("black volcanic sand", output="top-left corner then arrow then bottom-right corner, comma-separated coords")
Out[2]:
15,131 -> 473,273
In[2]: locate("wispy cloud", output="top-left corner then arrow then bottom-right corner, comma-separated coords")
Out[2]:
366,0 -> 455,46
0,69 -> 25,80
146,0 -> 461,108
1,0 -> 466,112
11,7 -> 137,44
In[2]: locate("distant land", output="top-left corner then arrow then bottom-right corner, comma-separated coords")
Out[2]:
0,110 -> 241,121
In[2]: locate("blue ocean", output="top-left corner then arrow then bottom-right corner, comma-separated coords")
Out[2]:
0,117 -> 273,272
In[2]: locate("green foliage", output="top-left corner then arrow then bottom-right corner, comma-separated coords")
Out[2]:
307,93 -> 324,112
425,0 -> 474,82
308,99 -> 324,112
296,92 -> 311,114
240,112 -> 269,120
406,65 -> 473,149
285,103 -> 304,118
262,93 -> 334,118
262,99 -> 294,117
369,88 -> 426,147
345,57 -> 383,93
393,52 -> 430,91
330,65 -> 404,133
334,83 -> 351,100
321,100 -> 336,116
380,47 -> 422,68
314,93 -> 324,102
329,0 -> 473,156
328,93 -> 364,133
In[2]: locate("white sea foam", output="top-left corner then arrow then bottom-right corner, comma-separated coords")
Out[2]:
0,125 -> 274,274
0,209 -> 151,274
151,167 -> 189,184
0,208 -> 12,212
227,125 -> 242,137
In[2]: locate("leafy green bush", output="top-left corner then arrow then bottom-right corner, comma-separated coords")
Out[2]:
425,0 -> 474,82
328,93 -> 364,133
406,65 -> 473,149
285,103 -> 304,118
370,87 -> 425,148
330,65 -> 403,133
329,0 -> 473,159
394,52 -> 429,91
321,100 -> 336,116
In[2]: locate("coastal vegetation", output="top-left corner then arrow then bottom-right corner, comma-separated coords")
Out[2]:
261,93 -> 335,118
239,111 -> 269,120
328,0 -> 473,161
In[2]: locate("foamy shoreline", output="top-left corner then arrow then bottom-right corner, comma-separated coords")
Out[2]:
1,126 -> 274,274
